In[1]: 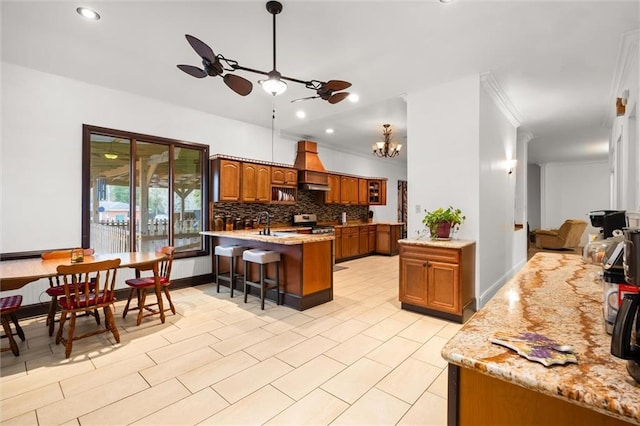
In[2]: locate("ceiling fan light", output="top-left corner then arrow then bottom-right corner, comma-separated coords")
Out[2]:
260,71 -> 287,96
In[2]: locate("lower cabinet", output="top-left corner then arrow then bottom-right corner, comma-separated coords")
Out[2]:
334,227 -> 343,260
398,241 -> 475,323
376,224 -> 402,255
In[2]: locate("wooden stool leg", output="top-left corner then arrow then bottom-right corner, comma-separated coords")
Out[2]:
163,287 -> 176,314
10,313 -> 25,341
104,306 -> 120,343
1,314 -> 19,356
56,311 -> 67,344
122,288 -> 135,318
136,289 -> 146,326
47,296 -> 57,336
260,264 -> 266,310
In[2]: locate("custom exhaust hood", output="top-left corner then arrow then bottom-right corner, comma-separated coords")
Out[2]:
293,140 -> 330,191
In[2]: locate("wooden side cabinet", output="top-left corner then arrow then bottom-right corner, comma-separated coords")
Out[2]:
376,224 -> 402,255
211,158 -> 241,202
398,242 -> 475,323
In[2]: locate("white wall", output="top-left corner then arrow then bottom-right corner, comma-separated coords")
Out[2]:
528,164 -> 541,229
1,62 -> 406,304
407,74 -> 522,309
540,161 -> 610,242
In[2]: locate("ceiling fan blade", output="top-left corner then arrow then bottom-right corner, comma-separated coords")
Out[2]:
323,80 -> 351,92
291,95 -> 319,103
328,92 -> 350,104
185,34 -> 216,63
223,74 -> 253,96
177,64 -> 207,78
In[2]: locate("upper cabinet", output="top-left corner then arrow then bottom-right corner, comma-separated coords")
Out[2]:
368,179 -> 387,205
358,179 -> 368,205
212,159 -> 241,202
340,176 -> 359,205
271,167 -> 298,186
241,162 -> 271,202
325,174 -> 342,204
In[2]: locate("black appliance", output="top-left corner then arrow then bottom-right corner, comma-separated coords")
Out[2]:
589,210 -> 627,238
292,214 -> 334,235
611,228 -> 640,384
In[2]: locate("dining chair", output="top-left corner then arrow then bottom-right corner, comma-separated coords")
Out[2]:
122,246 -> 176,326
55,258 -> 121,358
42,248 -> 96,336
0,277 -> 31,356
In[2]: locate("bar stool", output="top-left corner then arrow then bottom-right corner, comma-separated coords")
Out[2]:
243,249 -> 281,310
214,245 -> 247,297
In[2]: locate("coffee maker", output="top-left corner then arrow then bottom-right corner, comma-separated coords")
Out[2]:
611,228 -> 640,384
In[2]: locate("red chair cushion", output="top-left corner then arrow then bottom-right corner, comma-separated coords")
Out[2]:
58,291 -> 115,310
0,295 -> 22,314
125,276 -> 170,288
46,282 -> 96,297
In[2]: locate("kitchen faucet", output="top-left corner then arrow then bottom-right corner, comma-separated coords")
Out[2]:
257,211 -> 271,235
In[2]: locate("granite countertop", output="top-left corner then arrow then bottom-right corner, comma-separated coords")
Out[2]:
331,222 -> 405,228
398,238 -> 475,249
441,252 -> 640,424
200,230 -> 334,245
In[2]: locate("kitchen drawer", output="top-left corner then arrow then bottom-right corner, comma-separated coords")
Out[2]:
399,244 -> 460,263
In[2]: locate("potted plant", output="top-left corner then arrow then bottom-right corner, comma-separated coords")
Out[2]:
422,206 -> 465,239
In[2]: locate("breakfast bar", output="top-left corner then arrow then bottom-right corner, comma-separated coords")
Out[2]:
201,230 -> 334,310
441,252 -> 640,425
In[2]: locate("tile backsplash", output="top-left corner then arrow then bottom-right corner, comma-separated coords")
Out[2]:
210,190 -> 369,228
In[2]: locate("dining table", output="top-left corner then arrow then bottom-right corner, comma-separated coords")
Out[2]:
0,251 -> 169,323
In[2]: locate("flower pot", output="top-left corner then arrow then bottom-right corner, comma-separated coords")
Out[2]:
435,221 -> 452,239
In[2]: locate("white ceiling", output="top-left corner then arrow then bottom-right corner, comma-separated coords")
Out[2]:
2,1 -> 638,164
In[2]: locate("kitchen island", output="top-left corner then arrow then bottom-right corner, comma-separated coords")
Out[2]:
441,252 -> 639,425
201,230 -> 334,310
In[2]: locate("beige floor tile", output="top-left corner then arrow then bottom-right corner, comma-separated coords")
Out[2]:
177,350 -> 259,392
146,332 -> 219,364
272,355 -> 346,400
1,383 -> 62,422
2,410 -> 38,425
161,317 -> 226,343
292,315 -> 342,338
60,353 -> 155,396
140,346 -> 222,386
327,303 -> 372,320
243,330 -> 307,360
376,358 -> 442,404
332,387 -> 410,425
212,357 -> 293,403
411,335 -> 450,368
437,322 -> 463,339
275,335 -> 339,367
388,309 -> 424,324
319,318 -> 371,343
302,299 -> 347,318
362,317 -> 410,341
79,378 -> 190,425
397,390 -> 447,426
89,334 -> 170,368
428,366 -> 449,399
211,327 -> 275,356
321,358 -> 391,404
211,316 -> 270,340
200,385 -> 294,425
132,387 -> 229,425
323,334 -> 382,365
266,388 -> 348,425
37,373 -> 149,425
261,312 -> 314,334
216,307 -> 257,325
366,336 -> 422,368
1,359 -> 94,400
398,316 -> 448,343
354,305 -> 397,324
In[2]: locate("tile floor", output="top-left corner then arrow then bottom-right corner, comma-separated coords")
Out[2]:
1,254 -> 459,425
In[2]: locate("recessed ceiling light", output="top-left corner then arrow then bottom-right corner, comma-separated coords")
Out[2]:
76,7 -> 101,20
439,0 -> 454,3
325,128 -> 334,134
296,110 -> 306,119
348,93 -> 359,103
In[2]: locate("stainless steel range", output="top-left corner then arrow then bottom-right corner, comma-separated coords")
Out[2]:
292,214 -> 335,235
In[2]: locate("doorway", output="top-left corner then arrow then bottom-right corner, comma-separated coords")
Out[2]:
397,180 -> 407,238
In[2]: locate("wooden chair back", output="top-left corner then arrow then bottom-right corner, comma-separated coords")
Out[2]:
56,259 -> 121,308
157,246 -> 175,281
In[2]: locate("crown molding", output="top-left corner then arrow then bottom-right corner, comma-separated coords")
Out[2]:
603,29 -> 639,128
480,71 -> 522,128
518,131 -> 534,145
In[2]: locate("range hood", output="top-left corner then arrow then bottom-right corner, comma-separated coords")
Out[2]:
293,140 -> 330,191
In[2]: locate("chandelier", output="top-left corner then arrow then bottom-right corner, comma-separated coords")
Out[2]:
372,124 -> 402,158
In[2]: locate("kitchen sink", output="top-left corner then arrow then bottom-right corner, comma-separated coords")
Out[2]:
254,231 -> 298,238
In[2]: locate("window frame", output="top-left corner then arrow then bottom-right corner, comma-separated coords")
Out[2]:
82,124 -> 209,259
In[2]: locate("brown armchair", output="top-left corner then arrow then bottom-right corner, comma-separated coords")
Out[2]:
535,219 -> 588,250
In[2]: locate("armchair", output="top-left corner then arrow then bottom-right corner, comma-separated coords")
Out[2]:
535,219 -> 588,250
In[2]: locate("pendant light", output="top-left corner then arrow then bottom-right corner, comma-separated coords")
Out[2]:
372,124 -> 402,158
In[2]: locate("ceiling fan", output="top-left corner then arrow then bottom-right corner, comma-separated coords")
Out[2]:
177,1 -> 352,104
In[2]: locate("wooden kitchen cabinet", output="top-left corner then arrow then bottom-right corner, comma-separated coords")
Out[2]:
241,162 -> 271,202
376,223 -> 402,255
211,158 -> 241,202
325,174 -> 342,204
368,225 -> 376,254
368,179 -> 387,205
358,178 -> 368,205
398,241 -> 475,323
334,227 -> 343,260
340,176 -> 359,204
341,227 -> 360,258
271,166 -> 297,185
359,225 -> 369,254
